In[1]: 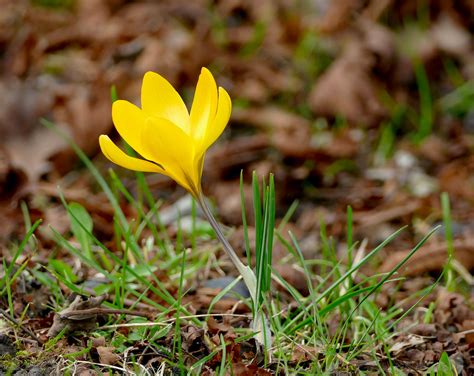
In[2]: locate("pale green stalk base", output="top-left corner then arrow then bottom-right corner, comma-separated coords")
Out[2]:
197,194 -> 271,348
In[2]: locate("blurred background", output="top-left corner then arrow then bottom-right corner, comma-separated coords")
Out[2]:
1,0 -> 473,276
1,1 -> 474,372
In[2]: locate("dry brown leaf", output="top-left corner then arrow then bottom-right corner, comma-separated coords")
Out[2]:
75,364 -> 98,376
91,336 -> 106,347
356,200 -> 422,228
0,146 -> 27,201
379,238 -> 474,276
290,344 -> 322,362
233,106 -> 312,157
435,289 -> 474,327
233,106 -> 310,132
207,316 -> 233,335
231,363 -> 272,376
273,264 -> 309,296
180,325 -> 209,357
47,295 -> 106,337
190,286 -> 249,314
316,0 -> 365,34
0,74 -> 112,182
206,135 -> 268,183
430,14 -> 472,58
309,20 -> 392,126
212,181 -> 247,225
5,127 -> 69,182
438,156 -> 474,201
96,346 -> 120,366
309,41 -> 386,125
0,77 -> 63,181
389,334 -> 426,355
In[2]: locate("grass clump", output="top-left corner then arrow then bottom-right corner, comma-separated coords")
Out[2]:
0,122 -> 463,374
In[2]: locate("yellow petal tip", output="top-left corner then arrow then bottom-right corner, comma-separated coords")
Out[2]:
200,67 -> 214,80
111,100 -> 128,119
98,134 -> 109,145
144,71 -> 157,78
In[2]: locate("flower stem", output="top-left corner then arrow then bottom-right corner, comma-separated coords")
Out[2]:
198,197 -> 244,268
197,195 -> 257,305
196,193 -> 271,349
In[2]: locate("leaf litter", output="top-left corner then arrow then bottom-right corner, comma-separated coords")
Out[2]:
0,0 -> 473,374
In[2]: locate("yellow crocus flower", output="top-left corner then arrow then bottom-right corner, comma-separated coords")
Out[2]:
99,67 -> 231,198
98,68 -> 269,347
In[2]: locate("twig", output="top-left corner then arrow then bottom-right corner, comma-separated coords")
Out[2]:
0,308 -> 41,344
59,308 -> 153,320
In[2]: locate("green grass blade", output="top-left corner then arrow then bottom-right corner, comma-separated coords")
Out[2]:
240,171 -> 251,265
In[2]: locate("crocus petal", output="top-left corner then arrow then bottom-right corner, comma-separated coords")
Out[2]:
141,72 -> 190,133
112,100 -> 152,160
189,67 -> 218,140
141,117 -> 200,195
99,135 -> 165,173
200,87 -> 232,154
